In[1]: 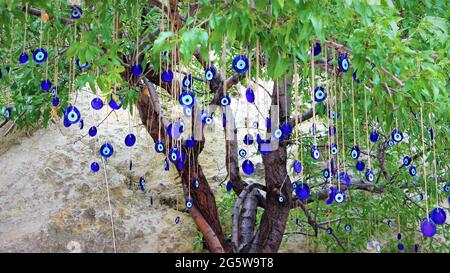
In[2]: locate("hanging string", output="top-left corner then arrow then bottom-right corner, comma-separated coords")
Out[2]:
334,73 -> 341,191
310,45 -> 316,146
324,46 -> 332,185
339,79 -> 346,174
363,87 -> 371,169
420,106 -> 429,219
22,3 -> 28,53
351,78 -> 356,146
430,112 -> 439,208
135,0 -> 140,66
101,157 -> 117,253
221,36 -> 228,96
38,10 -> 43,48
44,29 -> 50,81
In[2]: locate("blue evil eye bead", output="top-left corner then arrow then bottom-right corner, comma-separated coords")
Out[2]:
326,186 -> 337,205
295,183 -> 310,201
345,224 -> 351,232
19,52 -> 29,64
139,176 -> 146,192
280,122 -> 293,137
339,172 -> 351,187
314,86 -> 327,103
291,182 -> 297,190
71,5 -> 82,19
125,133 -> 136,147
63,118 -> 71,127
356,161 -> 365,171
226,181 -> 233,192
313,42 -> 321,56
64,106 -> 81,124
293,160 -> 302,174
427,128 -> 434,141
397,233 -> 402,240
182,74 -> 193,88
90,162 -> 100,172
330,143 -> 338,155
245,88 -> 255,103
186,137 -> 197,148
193,177 -> 199,189
311,123 -> 316,136
41,79 -> 52,91
232,55 -> 249,74
252,121 -> 259,129
186,199 -> 193,209
421,218 -> 436,237
391,129 -> 403,142
205,67 -> 216,81
350,145 -> 361,159
417,193 -> 424,201
328,126 -> 336,136
370,131 -> 379,142
387,139 -> 395,147
397,243 -> 404,251
88,126 -> 97,137
78,119 -> 84,130
175,216 -> 180,224
444,183 -> 450,192
109,94 -> 123,110
265,118 -> 271,131
242,159 -> 255,175
169,148 -> 180,163
311,146 -> 320,160
387,219 -> 394,228
239,149 -> 247,158
52,97 -> 60,107
91,97 -> 104,110
0,69 -> 2,79
365,169 -> 374,182
353,70 -> 361,83
129,160 -> 133,171
429,208 -> 447,225
409,166 -> 417,177
338,53 -> 349,72
183,106 -> 193,117
76,58 -> 89,69
334,191 -> 346,203
323,168 -> 330,179
33,48 -> 48,63
220,95 -> 231,107
179,91 -> 195,108
100,143 -> 114,158
414,244 -> 419,253
326,227 -> 333,234
256,134 -> 263,145
204,115 -> 213,125
277,195 -> 285,204
131,64 -> 143,76
273,128 -> 283,139
161,70 -> 173,82
328,109 -> 337,120
51,87 -> 57,97
403,156 -> 411,166
164,158 -> 170,171
243,134 -> 254,145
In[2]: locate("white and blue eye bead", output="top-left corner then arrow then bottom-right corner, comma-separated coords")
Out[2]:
242,159 -> 255,175
312,42 -> 321,56
338,53 -> 349,72
169,148 -> 179,163
345,224 -> 351,232
403,156 -> 411,166
4,107 -> 12,119
232,55 -> 249,74
252,121 -> 259,129
88,126 -> 97,137
417,193 -> 423,201
139,176 -> 146,192
204,116 -> 213,125
387,219 -> 394,228
387,139 -> 395,147
91,97 -> 104,110
90,162 -> 100,173
334,191 -> 345,203
330,143 -> 338,155
220,95 -> 231,107
391,129 -> 403,142
108,93 -> 123,110
353,70 -> 361,83
239,149 -> 247,158
125,133 -> 136,147
409,166 -> 417,176
19,52 -> 29,64
100,143 -> 114,158
155,140 -> 165,153
78,119 -> 84,130
51,87 -> 57,97
179,91 -> 195,108
328,126 -> 336,136
326,227 -> 333,234
356,161 -> 365,172
41,79 -> 52,91
71,5 -> 82,19
273,128 -> 283,139
129,160 -> 133,171
243,134 -> 254,145
311,145 -> 320,160
193,177 -> 199,189
444,183 -> 450,192
182,74 -> 193,88
323,168 -> 330,179
351,145 -> 361,159
33,48 -> 48,63
161,69 -> 173,83
64,106 -> 81,124
76,58 -> 89,69
366,169 -> 374,182
186,199 -> 193,209
245,88 -> 255,103
183,106 -> 192,117
277,195 -> 285,204
132,64 -> 143,76
314,86 -> 327,103
205,67 -> 216,81
175,216 -> 180,224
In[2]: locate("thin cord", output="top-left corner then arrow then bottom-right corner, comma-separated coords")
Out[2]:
101,157 -> 117,253
420,106 -> 429,219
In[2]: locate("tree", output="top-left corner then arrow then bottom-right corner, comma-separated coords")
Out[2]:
0,0 -> 448,253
